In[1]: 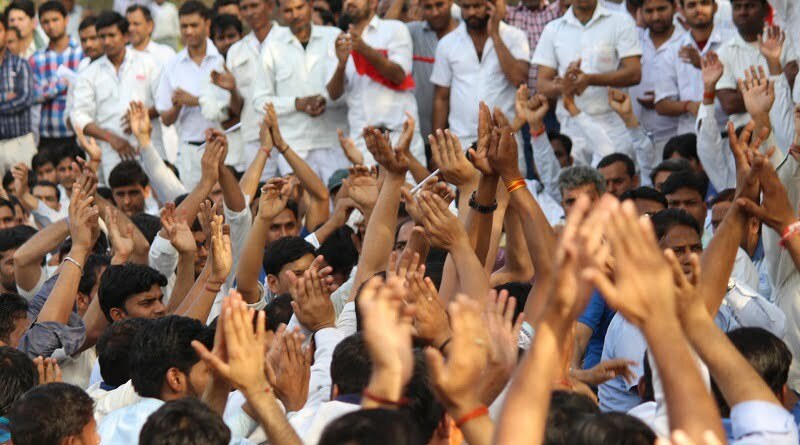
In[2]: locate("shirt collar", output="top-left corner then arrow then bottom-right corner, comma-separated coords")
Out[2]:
99,48 -> 133,68
728,32 -> 756,48
285,24 -> 322,43
366,14 -> 382,30
178,39 -> 221,62
563,3 -> 610,27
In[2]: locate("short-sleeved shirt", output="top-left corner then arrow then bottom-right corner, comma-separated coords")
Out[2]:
504,0 -> 562,91
430,21 -> 530,146
577,290 -> 616,370
407,20 -> 441,139
532,4 -> 641,120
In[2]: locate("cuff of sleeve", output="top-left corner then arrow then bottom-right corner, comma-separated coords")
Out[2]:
730,400 -> 797,439
69,113 -> 92,133
151,233 -> 178,256
18,320 -> 87,359
305,232 -> 321,249
223,202 -> 250,223
271,97 -> 298,116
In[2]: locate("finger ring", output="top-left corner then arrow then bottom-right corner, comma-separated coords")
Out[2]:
474,338 -> 486,346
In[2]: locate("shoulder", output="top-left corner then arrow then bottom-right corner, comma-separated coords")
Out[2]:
500,22 -> 528,40
316,25 -> 343,38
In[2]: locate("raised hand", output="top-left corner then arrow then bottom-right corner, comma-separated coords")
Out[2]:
363,127 -> 409,175
161,203 -> 197,254
469,102 -> 495,176
664,248 -> 706,328
735,153 -> 797,234
258,112 -> 274,152
200,137 -> 224,189
417,191 -> 466,250
343,166 -> 378,211
33,356 -> 62,384
406,271 -> 450,348
265,328 -> 312,412
197,199 -> 218,252
487,126 -> 523,182
257,178 -> 290,221
483,289 -> 523,379
211,66 -> 237,92
338,128 -> 364,165
401,177 -> 454,225
738,65 -> 775,119
77,131 -> 101,163
286,263 -> 336,332
210,214 -> 232,283
10,163 -> 30,198
104,206 -> 135,262
701,52 -> 724,92
68,180 -> 100,253
727,120 -> 769,202
335,33 -> 353,64
608,88 -> 633,119
265,103 -> 288,152
430,129 -> 477,186
758,25 -> 785,67
128,101 -> 153,146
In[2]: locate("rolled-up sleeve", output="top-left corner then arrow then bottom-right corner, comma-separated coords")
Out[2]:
18,319 -> 86,360
730,401 -> 799,445
69,72 -> 96,132
387,22 -> 413,75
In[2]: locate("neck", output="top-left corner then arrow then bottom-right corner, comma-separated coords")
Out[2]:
20,34 -> 33,50
573,5 -> 596,23
690,24 -> 713,42
134,36 -> 151,51
649,24 -> 675,45
434,18 -> 458,39
188,39 -> 207,60
109,47 -> 125,67
526,0 -> 547,10
353,12 -> 375,31
254,21 -> 273,42
740,29 -> 759,42
49,34 -> 70,52
0,47 -> 6,61
294,24 -> 312,43
467,24 -> 489,39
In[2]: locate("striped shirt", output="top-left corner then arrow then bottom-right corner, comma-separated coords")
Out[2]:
505,0 -> 562,91
0,51 -> 35,139
29,39 -> 83,138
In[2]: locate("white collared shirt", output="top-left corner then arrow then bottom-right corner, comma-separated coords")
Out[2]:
330,15 -> 419,134
654,24 -> 734,134
155,40 -> 227,142
262,25 -> 347,153
716,32 -> 797,128
629,26 -> 685,142
130,40 -> 176,67
150,1 -> 180,46
430,21 -> 529,146
70,50 -> 162,170
223,26 -> 280,143
532,4 -> 642,120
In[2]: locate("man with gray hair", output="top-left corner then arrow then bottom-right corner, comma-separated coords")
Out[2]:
557,165 -> 606,216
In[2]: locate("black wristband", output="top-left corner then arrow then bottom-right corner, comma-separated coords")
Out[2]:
468,191 -> 498,214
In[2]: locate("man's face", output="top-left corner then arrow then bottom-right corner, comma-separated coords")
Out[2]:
98,24 -> 127,58
666,187 -> 707,228
7,10 -> 34,39
0,208 -> 17,230
710,200 -> 731,232
33,184 -> 60,211
126,9 -> 154,47
642,0 -> 674,33
78,25 -> 103,59
393,220 -> 414,255
180,13 -> 210,48
74,418 -> 100,445
240,0 -> 273,30
36,162 -> 57,183
658,224 -> 703,277
681,0 -> 715,28
461,0 -> 488,30
13,205 -> 25,226
598,161 -> 638,198
60,0 -> 76,12
112,185 -> 146,217
271,253 -> 315,294
5,28 -> 21,55
40,11 -> 67,41
652,170 -> 673,191
281,0 -> 312,36
212,26 -> 241,56
56,158 -> 76,189
731,0 -> 766,36
550,139 -> 573,168
185,360 -> 212,397
218,4 -> 242,19
193,231 -> 208,276
0,249 -> 17,290
0,23 -> 6,53
421,0 -> 452,32
266,209 -> 300,244
116,284 -> 167,321
632,198 -> 666,217
342,0 -> 372,22
561,183 -> 600,216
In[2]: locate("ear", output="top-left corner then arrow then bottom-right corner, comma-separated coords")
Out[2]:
165,367 -> 187,395
109,307 -> 126,322
748,216 -> 760,234
76,292 -> 90,313
331,383 -> 340,400
633,175 -> 640,188
267,274 -> 280,294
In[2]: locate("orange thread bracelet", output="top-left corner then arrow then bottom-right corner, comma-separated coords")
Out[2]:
455,406 -> 489,428
505,178 -> 526,193
530,126 -> 546,138
362,389 -> 409,406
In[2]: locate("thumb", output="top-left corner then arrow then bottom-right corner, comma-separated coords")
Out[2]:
736,197 -> 769,221
423,347 -> 447,384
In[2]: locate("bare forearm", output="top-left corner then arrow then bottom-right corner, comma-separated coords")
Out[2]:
14,219 -> 68,291
467,175 -> 499,266
655,99 -> 697,117
491,33 -> 528,87
166,251 -> 197,312
240,150 -> 269,200
83,122 -> 116,142
282,147 -> 329,202
236,217 -> 271,304
174,262 -> 211,317
244,391 -> 303,445
572,323 -> 592,369
219,166 -> 246,212
229,89 -> 244,117
536,75 -> 561,100
450,240 -> 490,303
586,66 -> 641,88
717,89 -> 746,115
699,206 -> 746,314
160,106 -> 180,127
357,44 -> 406,85
76,295 -> 107,354
407,153 -> 431,184
327,64 -> 347,101
432,95 -> 449,134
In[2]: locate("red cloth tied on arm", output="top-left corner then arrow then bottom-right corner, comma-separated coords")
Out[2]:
351,49 -> 416,91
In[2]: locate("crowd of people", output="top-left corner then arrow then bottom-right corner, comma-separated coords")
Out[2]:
0,0 -> 799,442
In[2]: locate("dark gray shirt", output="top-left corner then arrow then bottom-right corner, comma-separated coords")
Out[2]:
406,21 -> 440,140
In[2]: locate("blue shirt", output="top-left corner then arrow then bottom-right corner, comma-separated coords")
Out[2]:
728,401 -> 799,444
577,290 -> 616,369
0,51 -> 34,139
29,39 -> 83,138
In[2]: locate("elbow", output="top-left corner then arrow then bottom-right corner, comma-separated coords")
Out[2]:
390,69 -> 407,86
654,101 -> 669,116
628,69 -> 642,86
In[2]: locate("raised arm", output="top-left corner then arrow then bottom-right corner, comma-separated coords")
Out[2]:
327,33 -> 352,101
129,101 -> 186,204
159,205 -> 199,313
12,218 -> 69,295
488,0 -> 529,87
239,115 -> 273,200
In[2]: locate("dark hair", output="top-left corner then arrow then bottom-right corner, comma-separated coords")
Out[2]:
572,412 -> 656,445
179,0 -> 211,19
265,293 -> 293,331
140,397 -> 231,445
0,197 -> 15,218
330,333 -> 372,395
32,180 -> 61,202
78,15 -> 97,31
650,158 -> 691,185
8,383 -> 94,445
98,264 -> 168,322
597,153 -> 636,178
663,133 -> 699,162
728,327 -> 791,396
7,25 -> 22,39
52,145 -> 82,166
710,188 -> 736,207
494,282 -> 531,321
131,213 -> 162,245
78,253 -> 110,297
2,170 -> 14,193
402,351 -> 445,443
651,208 -> 702,240
640,352 -> 654,403
319,409 -> 422,445
95,10 -> 129,33
130,315 -> 214,398
317,227 -> 358,280
7,0 -> 36,18
548,131 -> 573,156
211,13 -> 243,38
619,186 -> 668,209
545,390 -> 599,445
109,160 -> 148,189
38,0 -> 67,18
0,225 -> 37,253
660,170 -> 708,199
263,236 -> 316,277
97,318 -> 149,387
0,346 -> 36,416
126,4 -> 153,21
31,152 -> 54,172
0,293 -> 28,346
0,12 -> 5,30
97,186 -> 113,201
213,0 -> 240,11
285,199 -> 300,219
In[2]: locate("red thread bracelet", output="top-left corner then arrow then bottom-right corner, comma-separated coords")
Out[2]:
455,406 -> 489,428
780,221 -> 800,247
703,91 -> 715,101
530,126 -> 546,138
554,379 -> 573,389
362,389 -> 409,406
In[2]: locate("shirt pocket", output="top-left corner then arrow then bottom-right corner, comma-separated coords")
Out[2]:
232,57 -> 253,89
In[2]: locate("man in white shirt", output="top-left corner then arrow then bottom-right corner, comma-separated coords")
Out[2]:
69,11 -> 162,184
215,0 -> 278,175
65,16 -> 103,138
126,4 -> 179,164
715,1 -> 796,128
629,0 -> 684,158
156,1 -> 227,190
654,0 -> 734,135
150,0 -> 180,49
261,0 -> 350,184
61,0 -> 85,40
532,0 -> 642,166
430,0 -> 529,170
326,0 -> 426,168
